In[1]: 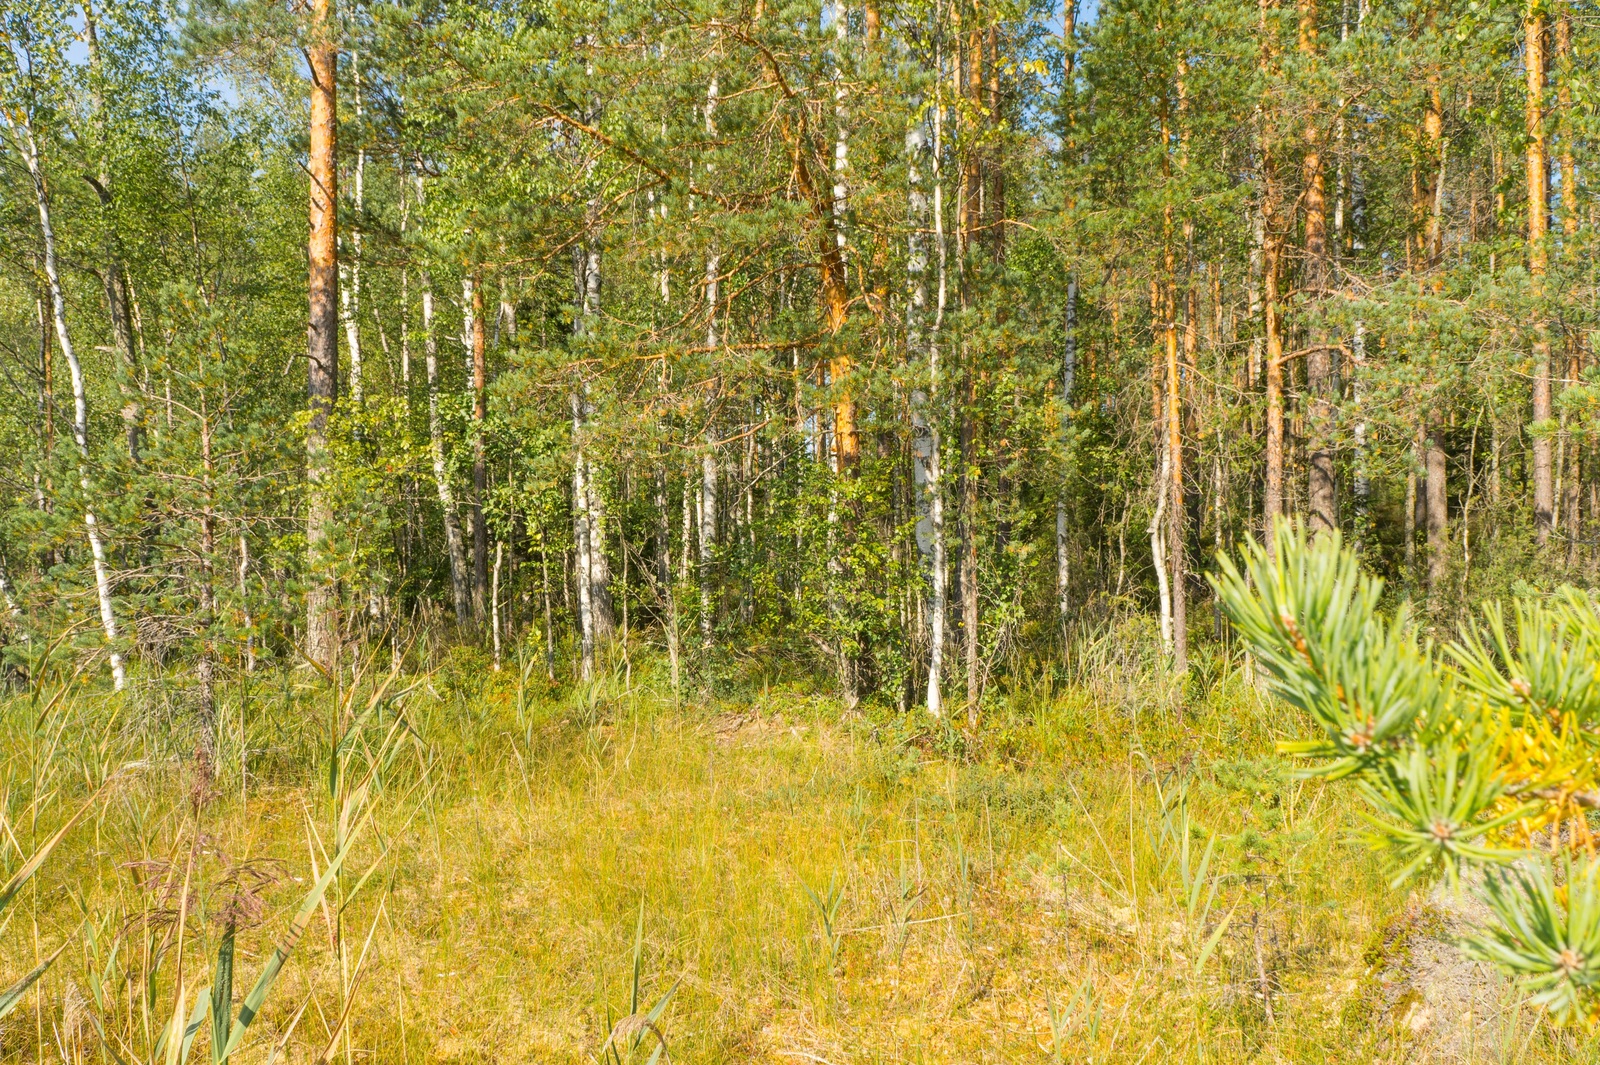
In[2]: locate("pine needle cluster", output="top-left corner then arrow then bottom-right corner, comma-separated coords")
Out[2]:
1214,522 -> 1600,1024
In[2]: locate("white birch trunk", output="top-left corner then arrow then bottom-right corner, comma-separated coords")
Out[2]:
1056,274 -> 1077,625
492,540 -> 503,671
1352,320 -> 1370,551
238,533 -> 255,671
925,60 -> 950,719
571,397 -> 596,682
699,448 -> 718,647
0,554 -> 24,643
832,5 -> 850,256
655,466 -> 680,697
420,260 -> 471,623
341,53 -> 365,405
697,71 -> 721,650
6,113 -> 125,688
1150,442 -> 1173,656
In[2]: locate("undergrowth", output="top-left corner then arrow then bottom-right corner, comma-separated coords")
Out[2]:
0,641 -> 1585,1062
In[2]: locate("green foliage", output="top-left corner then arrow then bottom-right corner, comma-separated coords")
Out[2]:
1216,521 -> 1600,1024
1467,857 -> 1600,1024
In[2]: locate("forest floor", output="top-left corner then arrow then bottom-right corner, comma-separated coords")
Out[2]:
0,646 -> 1584,1063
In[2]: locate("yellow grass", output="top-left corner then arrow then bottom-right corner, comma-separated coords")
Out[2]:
0,650 -> 1588,1063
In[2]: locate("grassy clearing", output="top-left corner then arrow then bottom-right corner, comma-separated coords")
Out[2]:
0,648 -> 1587,1063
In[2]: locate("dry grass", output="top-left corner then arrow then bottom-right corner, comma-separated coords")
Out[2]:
0,650 -> 1590,1063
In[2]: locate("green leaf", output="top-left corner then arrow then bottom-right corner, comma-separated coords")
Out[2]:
1194,906 -> 1236,976
0,939 -> 66,1022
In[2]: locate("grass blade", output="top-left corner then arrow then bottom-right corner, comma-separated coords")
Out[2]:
0,939 -> 66,1022
1194,904 -> 1237,976
223,804 -> 374,1059
0,781 -> 105,916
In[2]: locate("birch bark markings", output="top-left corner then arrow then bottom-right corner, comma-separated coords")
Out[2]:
1055,0 -> 1077,631
341,52 -> 366,407
83,3 -> 144,467
467,275 -> 489,620
3,112 -> 126,689
701,72 -> 720,648
418,245 -> 471,625
1557,11 -> 1582,565
927,48 -> 951,718
1164,50 -> 1188,676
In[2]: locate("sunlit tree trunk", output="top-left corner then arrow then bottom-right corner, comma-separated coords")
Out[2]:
700,72 -> 721,649
3,112 -> 126,689
1352,322 -> 1371,550
466,275 -> 488,620
197,384 -> 217,753
927,58 -> 951,718
571,408 -> 596,682
341,52 -> 365,407
1527,2 -> 1553,543
1056,274 -> 1076,628
699,447 -> 718,648
1426,422 -> 1448,595
1557,11 -> 1581,566
1300,0 -> 1336,540
1055,2 -> 1078,633
654,464 -> 680,697
1165,56 -> 1188,676
1260,0 -> 1286,535
418,255 -> 470,624
83,5 -> 144,468
305,0 -> 340,673
1150,441 -> 1173,654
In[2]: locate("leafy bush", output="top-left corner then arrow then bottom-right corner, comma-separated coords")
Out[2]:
1213,522 -> 1600,1024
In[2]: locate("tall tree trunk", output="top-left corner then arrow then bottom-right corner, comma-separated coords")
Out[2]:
305,0 -> 340,673
467,275 -> 488,620
926,59 -> 950,718
492,541 -> 503,670
908,96 -> 940,707
1163,59 -> 1187,676
699,449 -> 717,647
1558,11 -> 1581,566
0,553 -> 25,637
197,386 -> 217,755
701,72 -> 721,650
1165,279 -> 1186,674
830,7 -> 859,470
82,3 -> 144,467
961,368 -> 978,723
1352,321 -> 1371,550
1260,0 -> 1285,534
1056,3 -> 1078,632
1301,0 -> 1336,540
341,52 -> 365,407
419,260 -> 471,624
654,463 -> 680,697
3,113 -> 126,689
569,209 -> 614,647
585,454 -> 614,638
571,414 -> 596,682
1057,274 -> 1076,627
1405,424 -> 1421,575
238,533 -> 255,672
1527,2 -> 1553,543
1150,441 -> 1173,655
1426,422 -> 1448,595
957,20 -> 983,724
